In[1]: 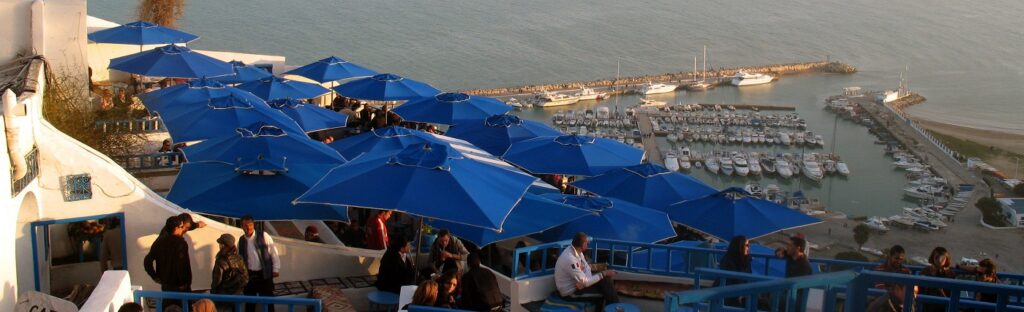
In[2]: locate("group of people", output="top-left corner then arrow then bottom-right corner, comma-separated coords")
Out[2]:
374,229 -> 505,311
144,214 -> 280,312
713,234 -> 1003,312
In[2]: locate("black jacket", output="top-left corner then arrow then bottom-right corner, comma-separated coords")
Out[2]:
375,250 -> 414,293
143,234 -> 192,288
458,267 -> 503,311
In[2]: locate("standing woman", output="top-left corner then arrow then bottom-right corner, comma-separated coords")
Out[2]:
919,247 -> 956,312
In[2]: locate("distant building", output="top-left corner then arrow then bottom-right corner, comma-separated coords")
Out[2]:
997,198 -> 1024,227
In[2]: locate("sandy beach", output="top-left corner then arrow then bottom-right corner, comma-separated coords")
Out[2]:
914,118 -> 1024,176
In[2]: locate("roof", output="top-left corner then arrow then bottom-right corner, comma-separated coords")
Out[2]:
997,198 -> 1024,214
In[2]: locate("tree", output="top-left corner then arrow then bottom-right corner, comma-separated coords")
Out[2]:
1014,183 -> 1024,196
853,224 -> 871,249
137,0 -> 186,28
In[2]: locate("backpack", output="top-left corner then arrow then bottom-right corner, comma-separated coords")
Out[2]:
214,256 -> 249,294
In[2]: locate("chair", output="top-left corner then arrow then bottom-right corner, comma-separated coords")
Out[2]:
397,285 -> 418,312
368,291 -> 400,312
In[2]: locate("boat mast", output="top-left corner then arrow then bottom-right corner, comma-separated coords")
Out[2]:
614,58 -> 620,108
693,56 -> 698,82
702,45 -> 707,81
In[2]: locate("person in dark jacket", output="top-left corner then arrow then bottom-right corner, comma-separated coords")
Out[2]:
435,270 -> 459,309
783,236 -> 812,278
375,237 -> 415,294
143,216 -> 192,309
211,234 -> 249,295
458,253 -> 503,311
919,247 -> 956,312
719,236 -> 753,307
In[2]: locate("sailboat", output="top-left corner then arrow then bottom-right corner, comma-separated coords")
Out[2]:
686,45 -> 713,91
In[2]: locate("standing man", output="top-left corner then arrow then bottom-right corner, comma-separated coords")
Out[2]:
554,232 -> 618,310
367,210 -> 392,250
238,215 -> 281,312
143,216 -> 193,309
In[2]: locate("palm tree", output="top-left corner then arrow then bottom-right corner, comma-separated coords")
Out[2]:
137,0 -> 186,28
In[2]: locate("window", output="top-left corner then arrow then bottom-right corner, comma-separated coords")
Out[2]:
60,174 -> 92,201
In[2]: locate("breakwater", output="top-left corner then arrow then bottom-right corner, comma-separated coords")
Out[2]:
460,61 -> 857,97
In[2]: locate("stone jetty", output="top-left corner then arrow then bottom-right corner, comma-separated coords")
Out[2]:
460,61 -> 857,97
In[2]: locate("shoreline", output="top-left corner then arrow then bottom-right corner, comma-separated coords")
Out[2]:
912,118 -> 1024,175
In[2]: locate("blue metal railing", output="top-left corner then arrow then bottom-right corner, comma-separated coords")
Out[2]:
407,305 -> 474,312
511,239 -> 1024,288
113,152 -> 184,171
665,271 -> 859,312
95,117 -> 166,133
692,268 -> 778,290
11,146 -> 39,195
133,290 -> 321,312
845,270 -> 1024,312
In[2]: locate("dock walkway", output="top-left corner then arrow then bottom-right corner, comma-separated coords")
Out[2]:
634,111 -> 663,165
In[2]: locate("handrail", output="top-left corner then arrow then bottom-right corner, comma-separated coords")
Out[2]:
407,305 -> 474,311
112,152 -> 184,171
511,239 -> 1024,286
665,270 -> 859,312
133,290 -> 321,312
845,270 -> 1024,311
693,268 -> 778,290
94,117 -> 166,133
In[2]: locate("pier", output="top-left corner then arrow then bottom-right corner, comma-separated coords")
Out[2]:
634,111 -> 664,165
462,60 -> 857,97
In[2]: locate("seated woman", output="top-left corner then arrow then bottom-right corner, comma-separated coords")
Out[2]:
435,270 -> 459,309
374,237 -> 415,294
402,280 -> 439,310
718,236 -> 752,307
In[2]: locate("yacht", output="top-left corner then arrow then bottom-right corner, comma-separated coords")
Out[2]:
731,70 -> 775,86
904,186 -> 939,199
822,159 -> 837,174
686,81 -> 713,91
534,91 -> 580,107
721,156 -> 736,176
836,161 -> 850,176
679,153 -> 691,171
706,156 -> 721,174
641,81 -> 678,95
664,152 -> 680,172
760,156 -> 776,174
864,217 -> 890,232
596,106 -> 611,119
776,157 -> 793,178
733,154 -> 749,176
747,152 -> 762,175
779,132 -> 792,145
506,97 -> 523,108
638,98 -> 667,108
802,158 -> 824,181
574,87 -> 607,101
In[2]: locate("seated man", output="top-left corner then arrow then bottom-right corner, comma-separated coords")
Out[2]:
459,253 -> 504,311
554,232 -> 618,310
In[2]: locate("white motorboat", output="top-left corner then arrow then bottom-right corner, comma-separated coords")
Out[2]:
733,156 -> 749,176
641,81 -> 677,95
822,159 -> 837,174
802,159 -> 824,181
679,153 -> 692,171
506,98 -> 523,108
721,156 -> 736,176
776,157 -> 793,178
638,98 -> 667,108
760,157 -> 776,174
535,91 -> 580,107
744,183 -> 764,198
779,132 -> 792,145
705,155 -> 719,173
665,152 -> 680,171
574,87 -> 607,101
748,152 -> 762,175
731,70 -> 774,86
836,161 -> 850,176
864,217 -> 890,232
596,107 -> 610,119
904,186 -> 940,199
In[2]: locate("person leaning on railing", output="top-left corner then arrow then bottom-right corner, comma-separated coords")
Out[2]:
919,247 -> 956,312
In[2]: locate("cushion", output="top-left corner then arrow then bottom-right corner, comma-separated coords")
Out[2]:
614,280 -> 690,300
309,286 -> 356,312
539,293 -> 596,312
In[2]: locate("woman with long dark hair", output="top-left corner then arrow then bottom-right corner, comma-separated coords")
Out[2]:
919,247 -> 956,312
719,236 -> 752,307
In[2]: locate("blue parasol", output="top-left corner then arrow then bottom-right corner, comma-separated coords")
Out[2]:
502,134 -> 644,176
445,114 -> 562,156
108,45 -> 233,78
391,92 -> 512,125
571,163 -> 717,212
210,61 -> 273,84
667,187 -> 822,240
285,56 -> 377,83
267,98 -> 348,132
88,21 -> 198,45
333,73 -> 440,101
534,194 -> 675,243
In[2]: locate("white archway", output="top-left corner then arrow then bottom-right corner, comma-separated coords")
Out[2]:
14,192 -> 40,294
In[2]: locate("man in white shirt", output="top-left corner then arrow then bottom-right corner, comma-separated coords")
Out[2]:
238,215 -> 281,312
554,232 -> 618,309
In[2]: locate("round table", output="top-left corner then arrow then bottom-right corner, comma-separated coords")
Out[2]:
604,303 -> 640,312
